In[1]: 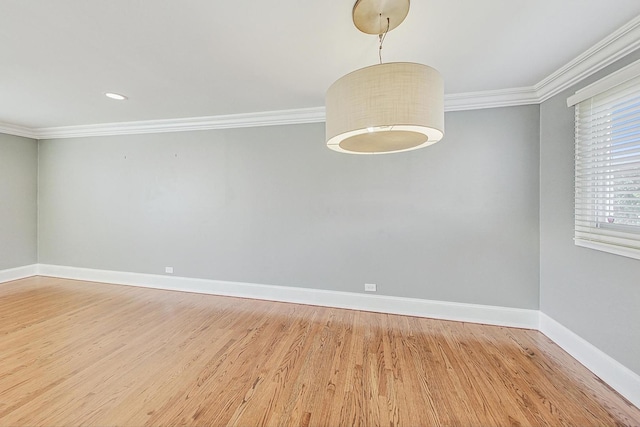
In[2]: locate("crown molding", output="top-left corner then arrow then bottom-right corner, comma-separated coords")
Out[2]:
1,14 -> 639,140
444,87 -> 539,112
32,107 -> 326,140
0,122 -> 38,139
451,13 -> 640,108
535,14 -> 640,102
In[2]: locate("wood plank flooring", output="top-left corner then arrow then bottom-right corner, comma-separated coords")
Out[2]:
0,276 -> 638,426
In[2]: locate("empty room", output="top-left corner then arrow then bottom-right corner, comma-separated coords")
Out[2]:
1,1 -> 640,426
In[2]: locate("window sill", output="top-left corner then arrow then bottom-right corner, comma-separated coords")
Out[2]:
575,239 -> 640,261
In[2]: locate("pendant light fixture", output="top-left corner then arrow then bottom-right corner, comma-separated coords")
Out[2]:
326,0 -> 444,154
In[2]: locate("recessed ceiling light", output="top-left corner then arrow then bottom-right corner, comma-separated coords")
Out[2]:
104,92 -> 128,101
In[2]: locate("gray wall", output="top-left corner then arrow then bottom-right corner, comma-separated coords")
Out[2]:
0,133 -> 38,269
39,105 -> 540,309
540,50 -> 640,375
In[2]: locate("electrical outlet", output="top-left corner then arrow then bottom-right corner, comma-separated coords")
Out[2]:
364,283 -> 377,292
165,267 -> 174,274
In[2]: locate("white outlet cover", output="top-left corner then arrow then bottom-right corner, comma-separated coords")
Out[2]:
165,267 -> 174,274
364,283 -> 377,292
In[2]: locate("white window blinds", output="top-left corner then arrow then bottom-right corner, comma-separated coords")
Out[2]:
573,70 -> 640,259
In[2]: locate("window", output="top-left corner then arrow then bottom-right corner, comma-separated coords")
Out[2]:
568,59 -> 640,260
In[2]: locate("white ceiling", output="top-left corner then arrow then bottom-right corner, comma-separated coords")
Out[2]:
1,0 -> 640,130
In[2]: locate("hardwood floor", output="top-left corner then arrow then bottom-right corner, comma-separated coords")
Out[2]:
0,276 -> 638,426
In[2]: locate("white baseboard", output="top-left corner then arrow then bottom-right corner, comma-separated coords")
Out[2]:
36,264 -> 539,329
16,264 -> 640,408
0,264 -> 38,284
539,313 -> 640,408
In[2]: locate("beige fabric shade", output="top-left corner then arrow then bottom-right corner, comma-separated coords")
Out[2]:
326,62 -> 444,154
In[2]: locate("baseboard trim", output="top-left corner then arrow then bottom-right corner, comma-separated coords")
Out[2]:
0,264 -> 38,284
36,264 -> 539,329
539,313 -> 640,408
19,264 -> 640,408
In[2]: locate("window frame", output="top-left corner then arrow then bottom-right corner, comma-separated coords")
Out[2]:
568,58 -> 640,260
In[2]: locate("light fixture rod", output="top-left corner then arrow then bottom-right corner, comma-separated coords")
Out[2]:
378,16 -> 390,64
